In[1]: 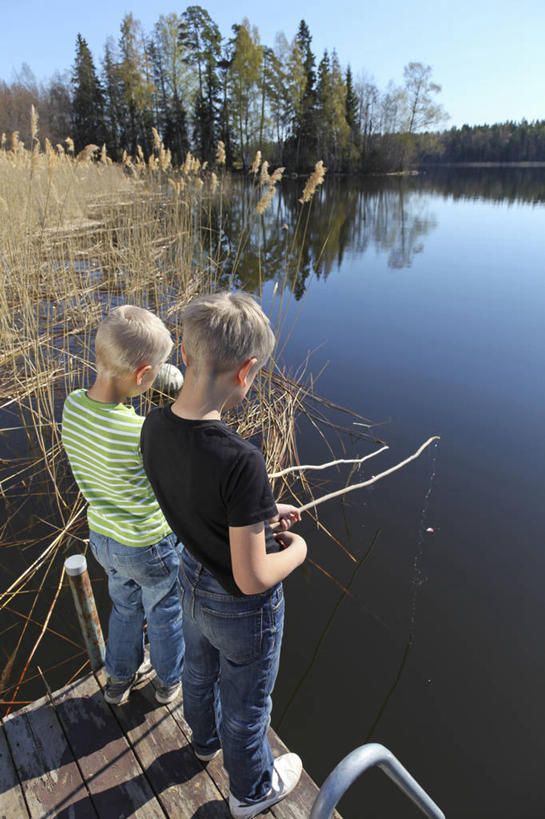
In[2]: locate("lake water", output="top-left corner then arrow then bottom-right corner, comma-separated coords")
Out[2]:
3,168 -> 545,817
246,168 -> 545,818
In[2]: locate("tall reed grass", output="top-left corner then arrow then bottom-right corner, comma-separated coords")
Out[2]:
0,118 -> 374,711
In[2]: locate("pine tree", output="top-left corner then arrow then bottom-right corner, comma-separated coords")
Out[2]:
315,50 -> 331,162
72,34 -> 106,151
344,65 -> 360,169
294,19 -> 317,168
345,66 -> 358,132
179,5 -> 221,162
101,37 -> 125,159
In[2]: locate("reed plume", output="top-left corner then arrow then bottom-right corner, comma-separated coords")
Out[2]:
299,160 -> 327,203
269,166 -> 285,186
76,145 -> 99,163
256,185 -> 275,214
30,105 -> 39,143
251,150 -> 262,175
260,160 -> 270,186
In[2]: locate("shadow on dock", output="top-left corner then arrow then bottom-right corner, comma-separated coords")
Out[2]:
0,670 -> 340,818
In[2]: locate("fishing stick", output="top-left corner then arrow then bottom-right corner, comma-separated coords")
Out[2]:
271,436 -> 440,532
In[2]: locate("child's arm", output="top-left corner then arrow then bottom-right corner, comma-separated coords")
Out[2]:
230,523 -> 307,595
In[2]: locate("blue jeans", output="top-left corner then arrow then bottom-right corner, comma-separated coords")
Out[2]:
89,530 -> 184,686
180,549 -> 284,804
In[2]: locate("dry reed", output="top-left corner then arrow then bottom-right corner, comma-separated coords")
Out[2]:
1,116 -> 372,711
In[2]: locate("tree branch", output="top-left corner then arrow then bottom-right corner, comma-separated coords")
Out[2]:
268,445 -> 389,479
272,436 -> 440,530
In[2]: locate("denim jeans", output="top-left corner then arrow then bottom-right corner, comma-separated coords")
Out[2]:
180,549 -> 284,804
89,530 -> 184,686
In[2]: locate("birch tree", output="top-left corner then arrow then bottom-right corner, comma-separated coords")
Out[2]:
150,14 -> 190,162
228,19 -> 263,168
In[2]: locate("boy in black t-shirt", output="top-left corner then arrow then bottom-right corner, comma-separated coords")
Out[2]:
141,292 -> 307,819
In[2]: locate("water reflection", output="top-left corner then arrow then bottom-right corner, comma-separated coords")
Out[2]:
210,177 -> 439,299
419,165 -> 545,204
210,167 -> 544,298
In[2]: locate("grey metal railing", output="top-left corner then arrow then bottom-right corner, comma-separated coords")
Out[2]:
309,742 -> 445,819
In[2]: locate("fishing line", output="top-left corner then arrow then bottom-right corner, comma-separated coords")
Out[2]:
365,437 -> 440,741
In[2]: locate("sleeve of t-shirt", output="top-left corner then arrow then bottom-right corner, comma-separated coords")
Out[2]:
224,447 -> 278,527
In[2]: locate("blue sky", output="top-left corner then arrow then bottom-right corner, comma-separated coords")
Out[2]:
2,0 -> 544,128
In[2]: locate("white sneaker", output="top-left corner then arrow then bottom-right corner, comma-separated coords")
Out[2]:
228,753 -> 303,818
155,681 -> 181,704
195,748 -> 221,762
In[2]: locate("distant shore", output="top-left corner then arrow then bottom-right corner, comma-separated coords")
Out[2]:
420,161 -> 545,168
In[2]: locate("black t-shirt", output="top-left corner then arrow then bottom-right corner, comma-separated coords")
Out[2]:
140,405 -> 279,596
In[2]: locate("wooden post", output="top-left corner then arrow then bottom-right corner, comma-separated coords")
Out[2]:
64,555 -> 105,671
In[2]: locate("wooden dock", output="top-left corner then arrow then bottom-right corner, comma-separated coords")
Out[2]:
0,670 -> 340,818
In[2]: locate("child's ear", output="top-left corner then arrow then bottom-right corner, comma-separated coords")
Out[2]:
236,358 -> 258,387
135,363 -> 152,385
181,342 -> 188,366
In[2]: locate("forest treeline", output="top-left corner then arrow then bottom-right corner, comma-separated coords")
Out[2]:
1,6 -> 543,172
417,121 -> 545,164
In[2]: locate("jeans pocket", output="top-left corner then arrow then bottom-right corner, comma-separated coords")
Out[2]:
201,606 -> 263,664
114,543 -> 172,584
88,531 -> 107,570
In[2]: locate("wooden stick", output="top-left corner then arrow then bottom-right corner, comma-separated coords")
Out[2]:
271,436 -> 440,531
268,445 -> 389,479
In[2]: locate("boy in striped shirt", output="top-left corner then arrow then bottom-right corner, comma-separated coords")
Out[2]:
62,305 -> 184,705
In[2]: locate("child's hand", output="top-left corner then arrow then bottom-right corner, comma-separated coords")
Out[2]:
274,531 -> 307,564
271,503 -> 301,531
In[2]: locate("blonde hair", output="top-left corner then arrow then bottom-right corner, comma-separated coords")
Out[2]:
182,291 -> 275,373
95,305 -> 173,377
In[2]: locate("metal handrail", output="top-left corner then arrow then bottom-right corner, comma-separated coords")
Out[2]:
309,742 -> 445,819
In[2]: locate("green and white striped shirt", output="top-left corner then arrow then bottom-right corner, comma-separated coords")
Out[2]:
61,389 -> 171,547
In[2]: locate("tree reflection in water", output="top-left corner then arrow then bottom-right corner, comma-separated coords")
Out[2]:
197,166 -> 545,300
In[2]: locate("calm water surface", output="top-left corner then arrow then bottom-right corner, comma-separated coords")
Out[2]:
250,169 -> 545,818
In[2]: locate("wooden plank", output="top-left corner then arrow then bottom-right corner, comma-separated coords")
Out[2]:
0,726 -> 30,819
109,674 -> 230,818
162,683 -> 338,818
52,673 -> 164,819
3,694 -> 95,818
